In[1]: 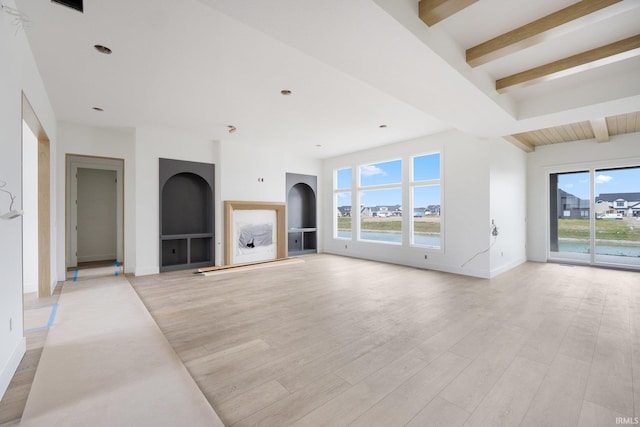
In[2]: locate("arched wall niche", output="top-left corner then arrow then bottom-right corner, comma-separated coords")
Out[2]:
161,172 -> 211,235
288,183 -> 316,229
285,173 -> 318,255
159,159 -> 215,272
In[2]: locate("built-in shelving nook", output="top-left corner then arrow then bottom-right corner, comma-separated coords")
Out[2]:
286,173 -> 317,256
159,159 -> 215,272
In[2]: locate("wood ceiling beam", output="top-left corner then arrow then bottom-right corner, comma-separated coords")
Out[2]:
590,118 -> 610,142
419,0 -> 478,27
503,135 -> 535,153
496,34 -> 640,93
466,0 -> 623,67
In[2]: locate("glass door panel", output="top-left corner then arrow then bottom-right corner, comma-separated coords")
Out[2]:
549,171 -> 591,262
594,166 -> 640,267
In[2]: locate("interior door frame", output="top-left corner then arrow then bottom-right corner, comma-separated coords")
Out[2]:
66,155 -> 124,268
22,93 -> 51,297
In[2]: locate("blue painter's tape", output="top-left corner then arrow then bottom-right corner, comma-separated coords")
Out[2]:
47,303 -> 58,328
73,268 -> 79,282
24,304 -> 59,333
114,261 -> 120,276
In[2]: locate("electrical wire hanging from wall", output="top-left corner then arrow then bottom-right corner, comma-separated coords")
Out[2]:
461,222 -> 499,268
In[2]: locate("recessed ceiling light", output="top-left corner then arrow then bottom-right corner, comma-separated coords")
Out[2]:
92,107 -> 104,111
227,125 -> 237,134
379,124 -> 387,128
280,90 -> 292,95
94,44 -> 112,54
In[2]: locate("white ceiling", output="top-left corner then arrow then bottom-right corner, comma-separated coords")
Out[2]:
13,0 -> 640,158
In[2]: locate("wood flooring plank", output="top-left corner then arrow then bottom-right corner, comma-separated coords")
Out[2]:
350,351 -> 472,427
232,374 -> 350,427
405,396 -> 470,427
578,400 -> 626,427
520,354 -> 591,427
439,326 -> 530,413
462,356 -> 548,427
215,379 -> 289,425
290,349 -> 429,427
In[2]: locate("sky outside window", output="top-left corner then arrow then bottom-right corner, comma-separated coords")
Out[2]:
336,168 -> 352,190
360,160 -> 401,187
413,153 -> 440,181
558,167 -> 640,199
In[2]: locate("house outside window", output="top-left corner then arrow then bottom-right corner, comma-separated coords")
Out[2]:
411,153 -> 441,248
335,168 -> 352,239
358,159 -> 402,244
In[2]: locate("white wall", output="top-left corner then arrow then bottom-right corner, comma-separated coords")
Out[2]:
323,130 -> 496,278
22,121 -> 38,293
527,133 -> 640,262
56,123 -> 136,277
489,139 -> 527,276
77,168 -> 117,262
1,0 -> 57,399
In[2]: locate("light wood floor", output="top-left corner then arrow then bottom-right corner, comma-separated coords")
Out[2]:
130,254 -> 640,426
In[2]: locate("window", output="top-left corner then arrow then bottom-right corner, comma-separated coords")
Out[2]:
411,153 -> 441,248
359,160 -> 402,244
335,168 -> 352,239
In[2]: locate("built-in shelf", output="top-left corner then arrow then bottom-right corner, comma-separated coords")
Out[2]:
159,159 -> 215,272
288,228 -> 317,255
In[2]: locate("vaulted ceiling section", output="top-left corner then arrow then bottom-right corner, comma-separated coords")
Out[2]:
418,0 -> 640,151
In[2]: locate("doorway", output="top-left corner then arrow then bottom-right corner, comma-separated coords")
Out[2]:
66,155 -> 124,271
549,166 -> 640,269
21,94 -> 51,298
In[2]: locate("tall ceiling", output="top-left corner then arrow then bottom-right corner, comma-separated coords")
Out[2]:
11,0 -> 640,158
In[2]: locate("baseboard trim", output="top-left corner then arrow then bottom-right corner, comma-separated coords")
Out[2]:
0,337 -> 26,400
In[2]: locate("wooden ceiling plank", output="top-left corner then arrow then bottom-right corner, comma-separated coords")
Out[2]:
466,0 -> 622,67
590,118 -> 610,142
419,0 -> 478,27
539,128 -> 558,144
534,129 -> 553,146
618,113 -> 630,134
571,123 -> 587,141
564,123 -> 580,141
606,115 -> 618,135
551,127 -> 567,144
503,135 -> 535,152
555,125 -> 574,143
496,34 -> 640,92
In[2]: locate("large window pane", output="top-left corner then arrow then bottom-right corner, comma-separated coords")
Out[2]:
359,188 -> 402,243
550,171 -> 590,255
413,153 -> 440,181
595,166 -> 640,261
336,192 -> 352,239
412,185 -> 441,248
360,160 -> 401,187
336,168 -> 352,190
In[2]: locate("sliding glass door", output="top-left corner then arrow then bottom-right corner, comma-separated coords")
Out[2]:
550,166 -> 640,269
594,166 -> 640,266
